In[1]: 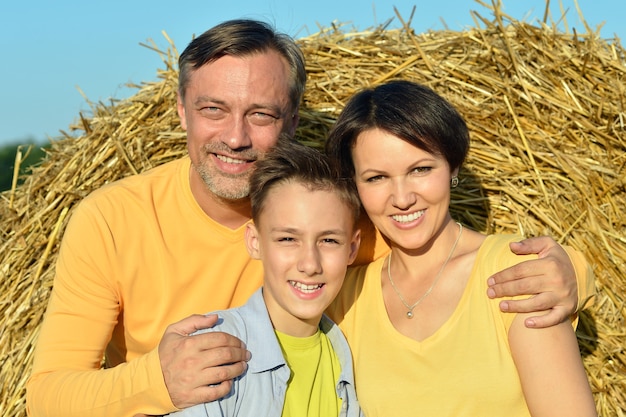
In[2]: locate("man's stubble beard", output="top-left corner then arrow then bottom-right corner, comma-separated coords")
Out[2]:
195,161 -> 252,200
193,141 -> 267,200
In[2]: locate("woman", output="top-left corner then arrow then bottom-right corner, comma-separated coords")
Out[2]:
325,80 -> 596,417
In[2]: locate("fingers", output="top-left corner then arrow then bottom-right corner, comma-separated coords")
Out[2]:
488,255 -> 576,304
487,265 -> 543,299
497,293 -> 555,314
485,236 -> 583,330
167,313 -> 220,337
488,255 -> 565,295
174,359 -> 246,403
159,316 -> 250,409
509,236 -> 557,256
493,290 -> 573,329
187,379 -> 235,405
500,300 -> 571,328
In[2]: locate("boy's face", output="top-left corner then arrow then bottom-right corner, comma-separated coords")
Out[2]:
245,181 -> 361,337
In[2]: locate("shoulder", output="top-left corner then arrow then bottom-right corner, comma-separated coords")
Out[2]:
69,158 -> 188,224
193,307 -> 249,341
319,315 -> 354,364
82,158 -> 187,205
477,234 -> 536,265
192,290 -> 270,342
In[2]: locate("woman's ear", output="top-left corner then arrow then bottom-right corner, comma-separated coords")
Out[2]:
245,223 -> 262,259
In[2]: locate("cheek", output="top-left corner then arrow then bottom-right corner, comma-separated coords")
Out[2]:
263,248 -> 292,271
421,178 -> 451,203
253,127 -> 282,151
184,118 -> 207,141
320,253 -> 349,284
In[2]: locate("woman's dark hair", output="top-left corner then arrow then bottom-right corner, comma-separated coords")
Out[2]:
325,80 -> 470,179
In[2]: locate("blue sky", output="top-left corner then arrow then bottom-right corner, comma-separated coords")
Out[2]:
1,0 -> 623,146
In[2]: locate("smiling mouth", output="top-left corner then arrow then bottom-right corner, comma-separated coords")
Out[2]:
391,210 -> 424,223
289,281 -> 324,293
216,154 -> 250,164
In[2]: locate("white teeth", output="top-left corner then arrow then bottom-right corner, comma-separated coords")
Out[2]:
391,211 -> 424,223
216,154 -> 247,164
289,281 -> 323,293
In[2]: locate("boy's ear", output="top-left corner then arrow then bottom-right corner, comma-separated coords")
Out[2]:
348,229 -> 362,265
245,223 -> 262,259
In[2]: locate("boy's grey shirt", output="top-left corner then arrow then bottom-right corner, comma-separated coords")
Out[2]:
167,288 -> 364,417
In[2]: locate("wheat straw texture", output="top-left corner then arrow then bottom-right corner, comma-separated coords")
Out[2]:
1,3 -> 624,416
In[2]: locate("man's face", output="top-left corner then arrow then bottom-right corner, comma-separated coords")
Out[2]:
177,51 -> 297,201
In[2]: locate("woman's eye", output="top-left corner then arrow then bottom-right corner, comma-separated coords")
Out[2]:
412,166 -> 431,174
365,175 -> 384,183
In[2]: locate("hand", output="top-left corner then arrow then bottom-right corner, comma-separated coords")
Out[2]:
486,236 -> 578,328
158,314 -> 251,409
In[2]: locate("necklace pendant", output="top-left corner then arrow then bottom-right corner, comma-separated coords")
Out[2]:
407,311 -> 414,319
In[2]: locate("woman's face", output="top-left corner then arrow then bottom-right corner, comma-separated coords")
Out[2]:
351,128 -> 456,252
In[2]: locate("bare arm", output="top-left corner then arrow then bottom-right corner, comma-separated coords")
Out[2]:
509,311 -> 597,417
158,314 -> 250,409
487,236 -> 592,328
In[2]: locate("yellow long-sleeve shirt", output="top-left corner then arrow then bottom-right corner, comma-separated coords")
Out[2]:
27,157 -> 267,416
26,156 -> 593,417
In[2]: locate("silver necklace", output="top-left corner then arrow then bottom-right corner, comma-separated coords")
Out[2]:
387,222 -> 463,319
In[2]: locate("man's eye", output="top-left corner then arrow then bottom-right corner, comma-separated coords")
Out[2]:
200,107 -> 222,117
249,112 -> 278,125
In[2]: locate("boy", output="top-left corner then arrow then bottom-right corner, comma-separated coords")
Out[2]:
168,139 -> 363,417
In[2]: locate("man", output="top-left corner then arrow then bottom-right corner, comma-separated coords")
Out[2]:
26,19 -> 592,417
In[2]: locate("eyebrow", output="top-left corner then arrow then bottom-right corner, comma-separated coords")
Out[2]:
193,95 -> 286,115
193,96 -> 223,106
271,227 -> 348,236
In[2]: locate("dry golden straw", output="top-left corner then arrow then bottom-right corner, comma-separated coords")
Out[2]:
1,2 -> 624,416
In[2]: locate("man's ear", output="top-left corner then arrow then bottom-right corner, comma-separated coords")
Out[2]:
245,223 -> 261,259
177,93 -> 188,131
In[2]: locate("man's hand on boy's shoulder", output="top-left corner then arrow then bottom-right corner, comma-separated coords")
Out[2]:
159,314 -> 251,408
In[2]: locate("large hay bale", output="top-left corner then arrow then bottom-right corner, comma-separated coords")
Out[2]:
1,3 -> 624,416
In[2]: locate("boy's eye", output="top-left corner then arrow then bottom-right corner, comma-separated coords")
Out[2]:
277,237 -> 295,242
